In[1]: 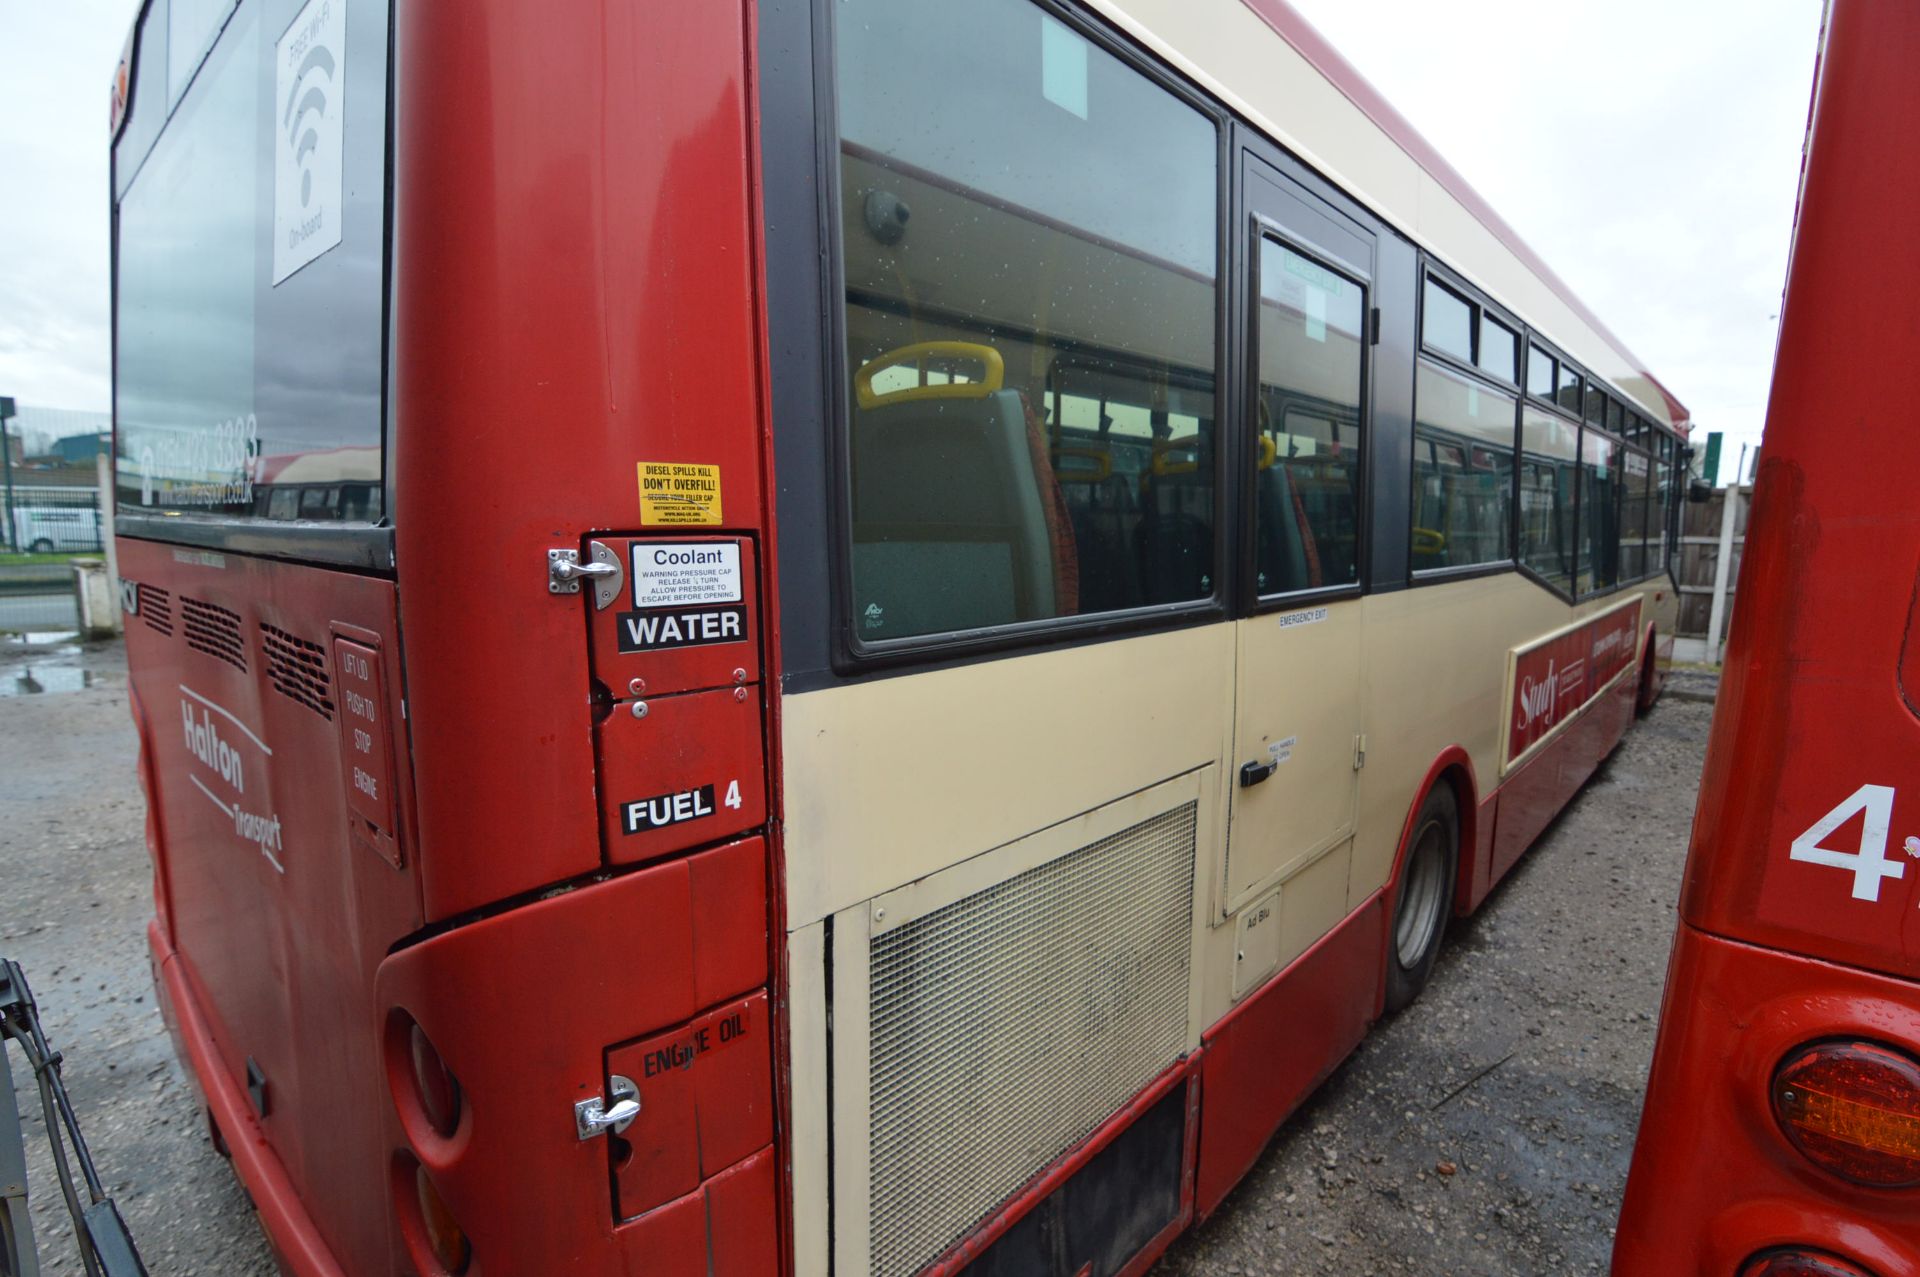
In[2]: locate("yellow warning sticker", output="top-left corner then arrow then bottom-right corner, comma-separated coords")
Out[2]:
637,462 -> 723,526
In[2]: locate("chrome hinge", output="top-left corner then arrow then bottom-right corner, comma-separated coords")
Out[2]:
1353,734 -> 1367,770
574,1073 -> 640,1141
547,540 -> 624,610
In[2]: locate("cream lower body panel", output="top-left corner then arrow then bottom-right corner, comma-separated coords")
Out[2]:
779,574 -> 1680,1274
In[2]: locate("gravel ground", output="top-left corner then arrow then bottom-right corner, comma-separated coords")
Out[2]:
0,636 -> 1713,1276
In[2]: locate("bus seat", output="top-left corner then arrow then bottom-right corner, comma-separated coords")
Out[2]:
1136,466 -> 1213,604
850,388 -> 1059,638
1254,462 -> 1314,594
1066,469 -> 1140,614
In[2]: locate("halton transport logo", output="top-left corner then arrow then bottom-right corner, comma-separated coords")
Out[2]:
179,687 -> 286,874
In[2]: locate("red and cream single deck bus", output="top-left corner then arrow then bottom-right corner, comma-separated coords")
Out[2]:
1614,3 -> 1920,1275
109,0 -> 1689,1272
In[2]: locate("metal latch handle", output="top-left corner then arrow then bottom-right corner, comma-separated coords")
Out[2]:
548,542 -> 625,609
1239,759 -> 1278,788
574,1073 -> 640,1140
551,558 -> 616,584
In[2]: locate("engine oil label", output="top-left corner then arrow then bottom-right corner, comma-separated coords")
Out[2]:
637,462 -> 723,526
630,542 -> 742,609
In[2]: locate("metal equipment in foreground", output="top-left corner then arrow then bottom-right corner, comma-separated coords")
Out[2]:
0,960 -> 146,1277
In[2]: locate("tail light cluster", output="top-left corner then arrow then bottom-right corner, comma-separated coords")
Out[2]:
1770,1039 -> 1920,1188
1740,1251 -> 1878,1277
388,1013 -> 472,1275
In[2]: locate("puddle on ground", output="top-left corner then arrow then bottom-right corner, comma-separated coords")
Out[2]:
1,635 -> 112,696
11,631 -> 79,646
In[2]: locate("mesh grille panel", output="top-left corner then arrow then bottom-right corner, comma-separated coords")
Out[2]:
181,598 -> 246,673
139,585 -> 173,637
261,624 -> 334,720
866,802 -> 1196,1277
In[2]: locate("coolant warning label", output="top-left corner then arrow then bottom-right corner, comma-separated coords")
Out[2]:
638,462 -> 722,526
630,543 -> 741,608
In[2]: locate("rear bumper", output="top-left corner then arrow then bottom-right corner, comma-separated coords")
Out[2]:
1613,924 -> 1920,1276
148,921 -> 345,1277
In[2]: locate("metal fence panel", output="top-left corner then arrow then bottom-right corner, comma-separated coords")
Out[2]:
3,486 -> 104,555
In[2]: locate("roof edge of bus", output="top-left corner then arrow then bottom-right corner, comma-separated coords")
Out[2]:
1236,0 -> 1692,434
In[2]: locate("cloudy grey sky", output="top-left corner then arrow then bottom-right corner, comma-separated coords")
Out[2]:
1284,0 -> 1821,477
1,0 -> 140,414
2,0 -> 1820,477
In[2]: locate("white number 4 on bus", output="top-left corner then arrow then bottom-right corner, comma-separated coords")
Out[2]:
1789,783 -> 1903,901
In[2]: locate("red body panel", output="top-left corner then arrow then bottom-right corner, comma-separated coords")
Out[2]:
390,0 -> 767,923
121,540 -> 423,1275
1488,654 -> 1639,892
1615,929 -> 1920,1276
126,0 -> 786,1270
1618,0 -> 1920,1268
596,684 -> 767,866
374,836 -> 770,1275
1196,894 -> 1388,1215
1672,0 -> 1920,980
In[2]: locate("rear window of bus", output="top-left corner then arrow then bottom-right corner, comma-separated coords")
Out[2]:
114,0 -> 391,525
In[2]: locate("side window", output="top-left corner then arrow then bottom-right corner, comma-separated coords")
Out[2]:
1578,428 -> 1621,593
1411,360 -> 1516,570
1520,405 -> 1578,593
1478,315 -> 1517,383
835,0 -> 1218,642
1619,447 -> 1651,579
1422,278 -> 1474,364
1652,438 -> 1673,573
1254,239 -> 1365,595
1557,365 -> 1583,415
1527,345 -> 1556,400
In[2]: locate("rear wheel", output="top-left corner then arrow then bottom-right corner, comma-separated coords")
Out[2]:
1386,784 -> 1458,1013
1636,636 -> 1660,716
28,538 -> 53,554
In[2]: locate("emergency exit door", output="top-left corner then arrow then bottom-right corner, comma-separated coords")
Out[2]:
1224,154 -> 1373,913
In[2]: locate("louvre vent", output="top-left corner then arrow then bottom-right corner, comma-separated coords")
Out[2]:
181,598 -> 247,673
865,802 -> 1196,1277
139,585 -> 173,637
261,624 -> 334,720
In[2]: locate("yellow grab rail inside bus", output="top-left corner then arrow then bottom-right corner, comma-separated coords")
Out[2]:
1146,435 -> 1275,479
1050,446 -> 1114,483
1412,526 -> 1447,555
1150,436 -> 1201,478
854,341 -> 1005,410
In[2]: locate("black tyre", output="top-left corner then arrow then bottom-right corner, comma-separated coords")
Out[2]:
1386,783 -> 1458,1013
1636,641 -> 1659,717
28,538 -> 53,554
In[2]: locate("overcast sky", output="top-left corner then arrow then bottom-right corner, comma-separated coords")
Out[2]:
2,0 -> 1820,478
1281,0 -> 1821,478
0,0 -> 140,414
